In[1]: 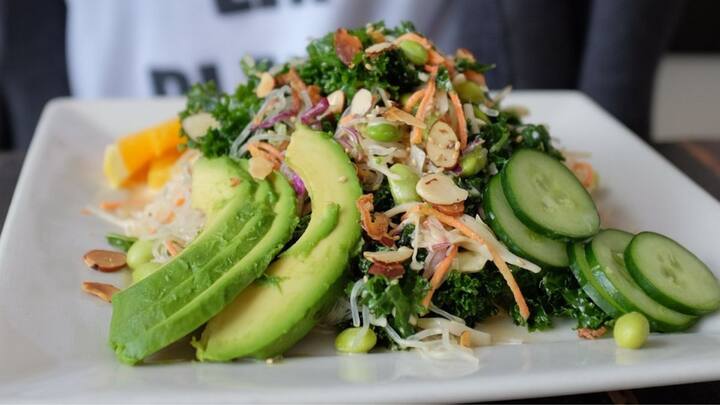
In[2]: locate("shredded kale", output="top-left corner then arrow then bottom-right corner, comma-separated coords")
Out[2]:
372,181 -> 394,212
433,270 -> 505,325
106,233 -> 137,252
355,270 -> 429,338
455,59 -> 496,74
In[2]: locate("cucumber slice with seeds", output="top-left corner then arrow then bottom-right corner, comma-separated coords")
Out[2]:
501,149 -> 599,239
484,175 -> 568,268
586,229 -> 696,332
625,232 -> 720,315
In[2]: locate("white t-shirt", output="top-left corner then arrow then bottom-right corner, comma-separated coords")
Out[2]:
66,0 -> 456,98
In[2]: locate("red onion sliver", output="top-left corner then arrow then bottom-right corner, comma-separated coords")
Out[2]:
300,97 -> 329,125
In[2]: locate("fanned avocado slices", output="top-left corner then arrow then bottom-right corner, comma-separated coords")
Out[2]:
109,157 -> 298,364
196,126 -> 362,361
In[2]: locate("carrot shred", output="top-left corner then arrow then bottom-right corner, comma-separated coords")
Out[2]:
174,197 -> 186,206
99,200 -> 123,211
571,161 -> 596,189
422,244 -> 458,307
465,70 -> 486,87
449,91 -> 468,149
403,89 -> 425,112
165,240 -> 180,257
414,204 -> 530,319
411,66 -> 438,144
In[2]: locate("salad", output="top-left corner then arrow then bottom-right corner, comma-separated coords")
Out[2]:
83,21 -> 720,365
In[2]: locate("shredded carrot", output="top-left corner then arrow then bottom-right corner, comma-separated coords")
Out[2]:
571,161 -> 596,189
414,204 -> 530,319
403,89 -> 425,112
422,244 -> 458,307
99,200 -> 124,211
174,197 -> 185,206
410,66 -> 438,144
448,91 -> 468,149
165,240 -> 180,257
160,211 -> 175,225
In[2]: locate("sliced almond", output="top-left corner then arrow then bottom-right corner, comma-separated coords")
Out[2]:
83,250 -> 127,272
365,42 -> 394,56
327,90 -> 345,114
416,173 -> 468,205
82,281 -> 120,303
255,72 -> 275,98
182,112 -> 220,141
363,246 -> 413,264
350,88 -> 373,116
383,106 -> 426,129
426,121 -> 460,168
248,155 -> 275,180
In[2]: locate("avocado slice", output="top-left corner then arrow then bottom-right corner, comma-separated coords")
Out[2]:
196,126 -> 362,361
109,157 -> 298,364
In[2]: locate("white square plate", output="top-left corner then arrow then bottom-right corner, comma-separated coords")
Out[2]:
1,92 -> 719,403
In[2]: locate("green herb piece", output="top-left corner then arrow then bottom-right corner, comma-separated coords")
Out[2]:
106,233 -> 137,252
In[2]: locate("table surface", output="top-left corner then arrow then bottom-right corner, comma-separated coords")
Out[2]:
0,141 -> 718,404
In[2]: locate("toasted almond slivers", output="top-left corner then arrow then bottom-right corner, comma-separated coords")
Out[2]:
83,250 -> 127,272
350,88 -> 373,116
365,42 -> 394,55
426,121 -> 460,168
182,112 -> 220,141
363,246 -> 413,264
248,155 -> 275,180
383,106 -> 426,129
431,201 -> 465,217
327,90 -> 346,114
368,262 -> 405,279
255,72 -> 276,98
82,281 -> 120,303
416,173 -> 468,205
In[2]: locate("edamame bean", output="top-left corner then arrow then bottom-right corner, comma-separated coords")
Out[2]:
335,327 -> 377,353
460,147 -> 488,177
126,239 -> 155,270
132,261 -> 162,284
364,122 -> 402,142
614,312 -> 649,349
398,40 -> 428,66
388,164 -> 421,204
454,80 -> 485,103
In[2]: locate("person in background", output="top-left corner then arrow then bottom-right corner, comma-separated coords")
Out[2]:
0,0 -> 684,149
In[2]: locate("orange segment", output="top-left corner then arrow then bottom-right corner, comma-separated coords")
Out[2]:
147,150 -> 182,189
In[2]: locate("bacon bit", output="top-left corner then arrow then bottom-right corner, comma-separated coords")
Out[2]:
174,197 -> 186,206
413,204 -> 530,319
465,71 -> 486,87
82,281 -> 120,303
356,194 -> 396,247
422,244 -> 458,307
368,262 -> 405,279
368,29 -> 386,44
571,161 -> 597,190
83,250 -> 127,272
402,89 -> 425,113
577,326 -> 608,340
99,200 -> 124,212
276,68 -> 307,94
459,330 -> 472,348
431,201 -> 465,217
334,28 -> 363,66
448,91 -> 468,149
411,66 -> 438,144
165,240 -> 181,257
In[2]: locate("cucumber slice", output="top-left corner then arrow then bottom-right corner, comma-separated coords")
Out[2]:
501,149 -> 599,239
625,232 -> 720,315
586,229 -> 696,332
568,243 -> 624,317
484,175 -> 568,268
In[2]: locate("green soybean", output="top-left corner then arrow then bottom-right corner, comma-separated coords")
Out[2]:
454,80 -> 485,104
126,239 -> 155,270
364,122 -> 402,142
460,147 -> 488,177
388,164 -> 421,204
614,312 -> 649,349
335,327 -> 377,353
398,40 -> 428,66
132,261 -> 162,284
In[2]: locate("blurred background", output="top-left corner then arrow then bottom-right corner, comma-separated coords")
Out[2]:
0,0 -> 718,149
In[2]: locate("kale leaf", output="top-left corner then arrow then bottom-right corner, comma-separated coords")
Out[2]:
433,270 -> 506,325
